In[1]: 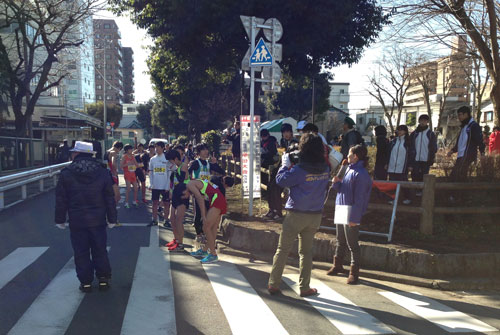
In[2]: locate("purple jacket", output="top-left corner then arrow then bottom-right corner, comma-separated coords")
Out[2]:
276,162 -> 330,213
333,161 -> 372,224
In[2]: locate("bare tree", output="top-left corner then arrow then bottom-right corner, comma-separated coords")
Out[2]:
392,0 -> 500,126
367,46 -> 413,133
0,0 -> 102,136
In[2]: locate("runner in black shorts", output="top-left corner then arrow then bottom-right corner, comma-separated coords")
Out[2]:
151,189 -> 171,203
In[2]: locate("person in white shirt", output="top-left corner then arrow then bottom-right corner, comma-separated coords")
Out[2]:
386,125 -> 413,205
148,141 -> 176,226
409,115 -> 437,195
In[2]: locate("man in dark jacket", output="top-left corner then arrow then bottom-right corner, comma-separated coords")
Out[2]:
447,106 -> 485,182
226,121 -> 241,160
56,140 -> 70,163
260,129 -> 278,168
340,117 -> 364,159
55,141 -> 117,293
409,114 -> 437,189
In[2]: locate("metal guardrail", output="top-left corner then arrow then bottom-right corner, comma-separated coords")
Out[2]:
0,162 -> 71,210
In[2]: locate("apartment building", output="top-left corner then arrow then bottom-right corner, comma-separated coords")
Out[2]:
122,47 -> 135,103
93,19 -> 124,106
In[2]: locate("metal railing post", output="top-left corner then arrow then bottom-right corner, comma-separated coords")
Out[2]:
0,192 -> 4,210
39,178 -> 44,192
21,185 -> 27,199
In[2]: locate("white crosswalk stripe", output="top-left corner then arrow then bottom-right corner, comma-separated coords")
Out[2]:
121,227 -> 176,334
203,261 -> 288,335
8,247 -> 110,335
379,291 -> 499,333
0,247 -> 48,290
283,274 -> 395,335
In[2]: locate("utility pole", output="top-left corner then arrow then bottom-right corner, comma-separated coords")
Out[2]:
312,77 -> 315,124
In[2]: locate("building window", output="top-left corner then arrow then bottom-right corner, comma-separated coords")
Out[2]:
359,117 -> 364,125
106,95 -> 112,100
129,132 -> 135,138
340,89 -> 345,94
340,104 -> 344,109
105,54 -> 111,60
485,112 -> 493,121
96,84 -> 102,90
97,95 -> 102,100
104,24 -> 111,29
127,107 -> 135,113
106,75 -> 112,80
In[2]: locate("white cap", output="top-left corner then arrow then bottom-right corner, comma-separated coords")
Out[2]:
297,120 -> 307,130
70,141 -> 95,154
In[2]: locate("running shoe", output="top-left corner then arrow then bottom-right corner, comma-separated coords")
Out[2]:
168,243 -> 185,252
190,248 -> 208,258
148,220 -> 158,226
163,219 -> 171,228
124,203 -> 130,209
134,201 -> 139,208
200,254 -> 218,264
166,239 -> 177,247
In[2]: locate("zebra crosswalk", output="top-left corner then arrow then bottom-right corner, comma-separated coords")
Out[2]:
0,228 -> 498,335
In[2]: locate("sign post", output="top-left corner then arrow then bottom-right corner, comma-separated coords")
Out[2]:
241,15 -> 283,216
240,115 -> 261,200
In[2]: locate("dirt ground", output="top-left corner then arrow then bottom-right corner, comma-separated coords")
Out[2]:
225,183 -> 500,254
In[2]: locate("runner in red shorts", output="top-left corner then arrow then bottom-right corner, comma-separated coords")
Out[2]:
121,144 -> 139,208
183,177 -> 234,263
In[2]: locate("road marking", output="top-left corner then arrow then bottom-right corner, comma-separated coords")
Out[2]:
8,248 -> 110,335
283,274 -> 395,335
0,247 -> 48,290
203,261 -> 288,335
121,226 -> 176,335
379,291 -> 498,333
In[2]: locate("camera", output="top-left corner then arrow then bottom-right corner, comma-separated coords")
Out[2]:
286,143 -> 300,165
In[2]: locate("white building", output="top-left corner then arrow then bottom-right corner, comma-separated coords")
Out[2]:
356,105 -> 387,135
328,82 -> 350,112
62,15 -> 96,110
122,103 -> 140,115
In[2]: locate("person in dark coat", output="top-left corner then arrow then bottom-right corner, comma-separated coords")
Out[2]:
374,125 -> 389,180
226,121 -> 241,160
55,141 -> 117,293
340,117 -> 364,159
56,140 -> 71,163
260,129 -> 278,168
447,106 -> 485,181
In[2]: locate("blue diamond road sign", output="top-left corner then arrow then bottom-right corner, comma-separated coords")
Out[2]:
250,38 -> 273,66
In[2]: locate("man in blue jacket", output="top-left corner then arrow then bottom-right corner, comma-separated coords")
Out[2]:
55,141 -> 117,293
268,133 -> 329,297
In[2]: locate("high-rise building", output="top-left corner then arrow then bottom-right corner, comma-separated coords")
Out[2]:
93,19 -> 124,106
63,15 -> 95,110
122,47 -> 135,103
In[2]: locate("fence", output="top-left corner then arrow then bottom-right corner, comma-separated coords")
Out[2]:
0,137 -> 45,173
0,162 -> 70,210
219,155 -> 500,238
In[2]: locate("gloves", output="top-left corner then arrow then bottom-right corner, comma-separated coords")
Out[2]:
55,223 -> 66,229
108,223 -> 116,229
281,153 -> 291,168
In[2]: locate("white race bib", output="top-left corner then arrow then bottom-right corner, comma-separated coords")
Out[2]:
334,205 -> 352,225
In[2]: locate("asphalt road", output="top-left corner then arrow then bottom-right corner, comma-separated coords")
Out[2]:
0,188 -> 499,335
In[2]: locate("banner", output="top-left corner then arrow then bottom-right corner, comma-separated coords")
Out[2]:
240,115 -> 261,199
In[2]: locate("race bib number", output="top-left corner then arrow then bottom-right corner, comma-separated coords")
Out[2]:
154,166 -> 166,174
137,163 -> 144,168
200,175 -> 210,180
127,165 -> 136,172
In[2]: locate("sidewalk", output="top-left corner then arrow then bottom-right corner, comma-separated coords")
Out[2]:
217,217 -> 500,291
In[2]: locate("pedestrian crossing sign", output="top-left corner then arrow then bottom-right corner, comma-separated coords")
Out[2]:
250,38 -> 273,66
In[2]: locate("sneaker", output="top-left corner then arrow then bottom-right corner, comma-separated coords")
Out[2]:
195,235 -> 203,243
200,254 -> 218,264
264,210 -> 274,218
190,248 -> 208,258
402,199 -> 411,205
169,243 -> 185,252
79,284 -> 92,293
271,213 -> 283,220
166,239 -> 177,247
134,201 -> 139,208
163,219 -> 171,228
124,203 -> 130,209
98,277 -> 110,291
148,220 -> 158,226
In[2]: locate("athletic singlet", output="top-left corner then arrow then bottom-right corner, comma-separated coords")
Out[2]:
173,164 -> 189,186
192,159 -> 210,180
122,155 -> 137,173
199,180 -> 220,206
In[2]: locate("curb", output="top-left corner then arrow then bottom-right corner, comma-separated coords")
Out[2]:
219,218 -> 500,290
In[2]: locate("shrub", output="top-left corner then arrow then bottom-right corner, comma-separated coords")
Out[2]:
176,135 -> 188,146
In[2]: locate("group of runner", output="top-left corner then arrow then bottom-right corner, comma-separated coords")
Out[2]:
105,140 -> 234,264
